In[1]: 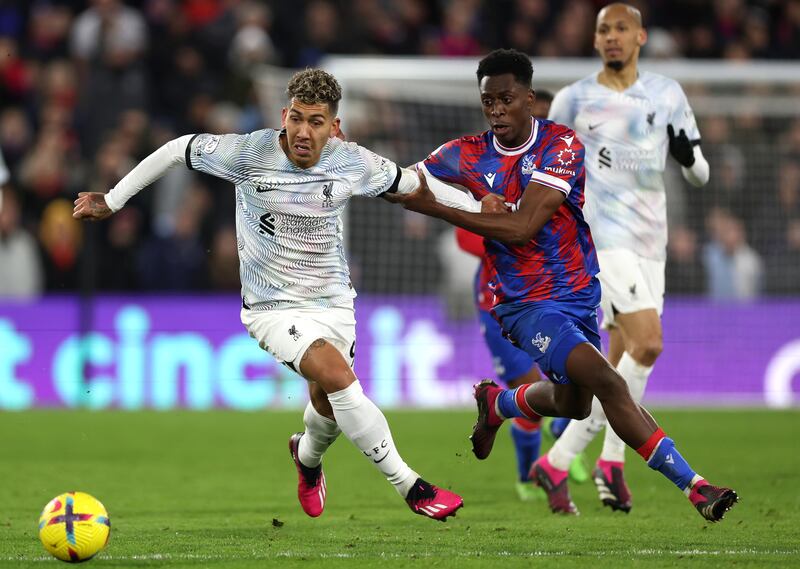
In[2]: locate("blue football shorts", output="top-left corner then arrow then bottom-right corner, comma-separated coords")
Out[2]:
493,280 -> 602,384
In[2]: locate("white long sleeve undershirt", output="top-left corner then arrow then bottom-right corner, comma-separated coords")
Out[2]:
681,145 -> 710,188
104,134 -> 194,212
397,163 -> 482,213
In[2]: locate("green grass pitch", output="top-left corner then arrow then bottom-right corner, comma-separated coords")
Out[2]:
1,409 -> 797,568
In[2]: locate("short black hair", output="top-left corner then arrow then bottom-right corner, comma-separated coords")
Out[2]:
536,89 -> 553,103
476,49 -> 533,88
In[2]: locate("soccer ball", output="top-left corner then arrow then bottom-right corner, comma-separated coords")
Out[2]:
38,492 -> 111,562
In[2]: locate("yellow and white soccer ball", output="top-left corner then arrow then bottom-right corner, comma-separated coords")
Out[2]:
38,492 -> 111,562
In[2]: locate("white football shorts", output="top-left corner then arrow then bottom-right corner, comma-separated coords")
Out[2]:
597,249 -> 665,330
240,303 -> 356,374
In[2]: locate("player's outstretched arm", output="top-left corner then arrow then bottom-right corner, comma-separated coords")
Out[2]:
72,134 -> 195,220
400,171 -> 565,246
384,166 -> 483,212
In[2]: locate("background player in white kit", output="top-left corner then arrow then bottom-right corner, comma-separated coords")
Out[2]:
536,3 -> 711,514
72,69 -> 475,521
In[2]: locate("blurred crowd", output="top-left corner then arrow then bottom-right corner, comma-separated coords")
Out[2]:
0,0 -> 799,300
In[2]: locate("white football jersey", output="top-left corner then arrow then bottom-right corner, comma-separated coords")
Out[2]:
187,129 -> 398,310
548,71 -> 700,260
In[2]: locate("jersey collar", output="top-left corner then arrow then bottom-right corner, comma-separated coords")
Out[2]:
492,118 -> 538,156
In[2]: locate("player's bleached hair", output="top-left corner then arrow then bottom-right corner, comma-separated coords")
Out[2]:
598,3 -> 643,28
286,68 -> 342,115
476,49 -> 533,88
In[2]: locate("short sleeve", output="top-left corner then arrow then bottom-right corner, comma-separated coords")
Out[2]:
668,84 -> 701,142
528,132 -> 585,196
186,133 -> 250,183
547,86 -> 577,128
422,139 -> 463,185
351,144 -> 399,198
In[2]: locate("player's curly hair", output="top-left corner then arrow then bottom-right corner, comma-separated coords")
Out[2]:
476,49 -> 533,88
286,68 -> 342,115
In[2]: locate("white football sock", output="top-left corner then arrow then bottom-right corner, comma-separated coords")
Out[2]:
548,397 -> 606,471
327,380 -> 419,497
600,351 -> 653,463
298,401 -> 341,468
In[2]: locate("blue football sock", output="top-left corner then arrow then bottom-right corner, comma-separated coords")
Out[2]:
646,437 -> 696,491
496,386 -> 534,419
550,417 -> 571,439
510,424 -> 541,482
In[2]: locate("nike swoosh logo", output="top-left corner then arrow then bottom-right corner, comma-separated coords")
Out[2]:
588,123 -> 605,131
373,450 -> 392,464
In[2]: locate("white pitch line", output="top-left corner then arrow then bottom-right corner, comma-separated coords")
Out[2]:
4,548 -> 798,562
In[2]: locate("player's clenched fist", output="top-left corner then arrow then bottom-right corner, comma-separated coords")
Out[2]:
480,193 -> 508,214
73,192 -> 113,220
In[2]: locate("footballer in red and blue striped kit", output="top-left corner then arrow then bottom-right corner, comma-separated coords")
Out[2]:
425,118 -> 598,308
400,48 -> 738,522
423,92 -> 601,383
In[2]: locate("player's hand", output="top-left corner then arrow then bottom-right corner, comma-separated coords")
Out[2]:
399,169 -> 439,215
481,193 -> 508,214
73,192 -> 114,221
667,124 -> 695,167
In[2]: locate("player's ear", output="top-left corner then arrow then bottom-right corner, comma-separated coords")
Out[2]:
638,28 -> 647,47
280,107 -> 288,128
330,117 -> 343,139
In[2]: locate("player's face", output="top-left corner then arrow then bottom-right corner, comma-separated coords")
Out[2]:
594,6 -> 646,71
281,99 -> 340,168
479,74 -> 534,147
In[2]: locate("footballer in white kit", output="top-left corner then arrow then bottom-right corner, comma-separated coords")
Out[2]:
184,128 -> 397,369
73,69 -> 475,521
549,68 -> 701,323
533,3 -> 715,516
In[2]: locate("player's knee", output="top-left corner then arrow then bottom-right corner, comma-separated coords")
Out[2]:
571,402 -> 592,420
316,368 -> 357,394
593,366 -> 629,401
557,396 -> 592,420
630,340 -> 662,367
299,339 -> 357,393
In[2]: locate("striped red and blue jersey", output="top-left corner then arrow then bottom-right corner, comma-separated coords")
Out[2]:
423,118 -> 599,307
